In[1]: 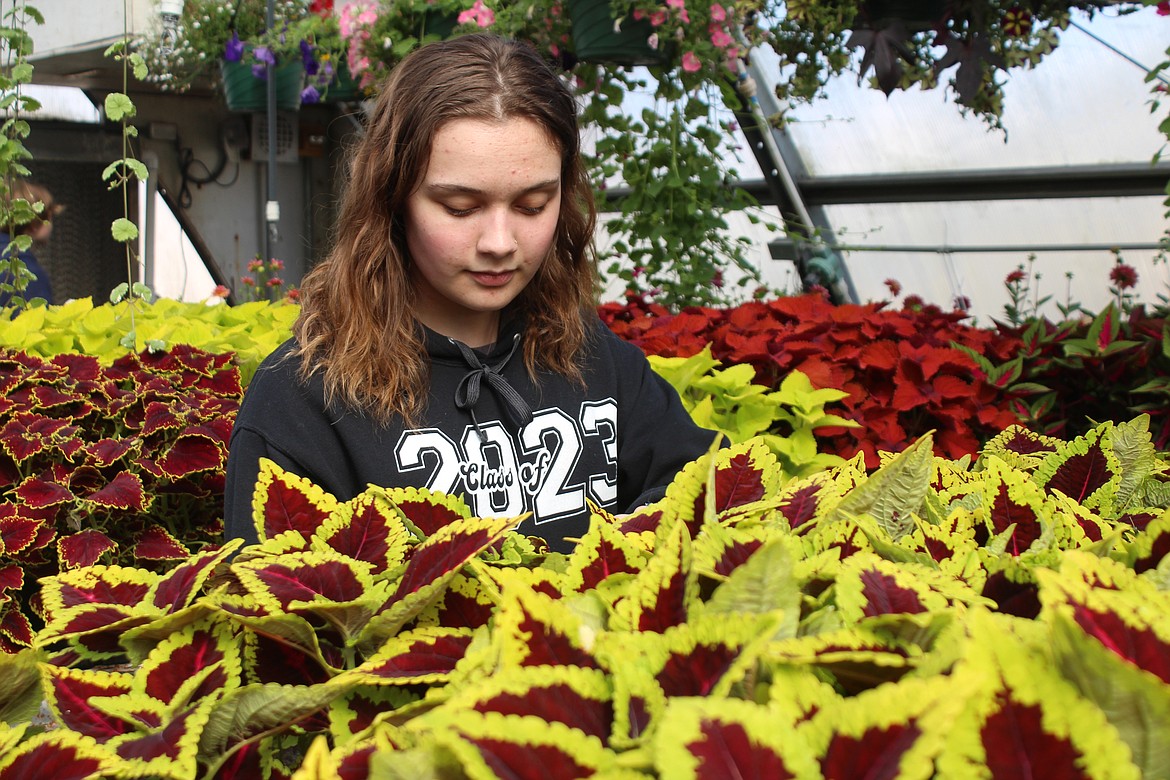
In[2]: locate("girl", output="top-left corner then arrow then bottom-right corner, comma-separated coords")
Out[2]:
224,34 -> 718,552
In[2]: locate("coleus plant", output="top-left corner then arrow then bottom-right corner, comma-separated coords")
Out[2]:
0,346 -> 241,652
4,415 -> 1170,778
600,291 -> 1024,466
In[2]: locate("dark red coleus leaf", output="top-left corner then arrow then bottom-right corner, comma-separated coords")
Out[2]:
323,500 -> 394,567
338,745 -> 376,780
433,585 -> 495,629
45,670 -> 134,740
777,483 -> 824,531
657,642 -> 742,698
473,682 -> 612,741
713,452 -> 768,512
150,549 -> 224,612
981,571 -> 1041,619
50,352 -> 102,381
0,563 -> 23,593
134,525 -> 191,561
246,631 -> 334,686
987,482 -> 1042,557
155,434 -> 225,478
58,575 -> 151,610
395,497 -> 467,539
859,568 -> 928,617
714,539 -> 764,578
58,529 -> 118,569
822,723 -> 922,780
514,602 -> 597,669
261,474 -> 332,541
981,693 -> 1090,779
1042,443 -> 1112,504
391,524 -> 499,602
0,740 -> 107,780
83,438 -> 136,467
113,704 -> 203,763
0,606 -> 33,647
576,534 -> 641,592
142,627 -> 230,702
86,471 -> 148,510
687,719 -> 796,780
362,633 -> 473,680
468,738 -> 598,780
618,507 -> 665,535
0,514 -> 43,555
1072,604 -> 1170,685
14,474 -> 75,508
251,559 -> 366,609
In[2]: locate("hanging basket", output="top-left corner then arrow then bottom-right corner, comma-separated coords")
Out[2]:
567,0 -> 671,67
320,59 -> 363,103
220,57 -> 305,113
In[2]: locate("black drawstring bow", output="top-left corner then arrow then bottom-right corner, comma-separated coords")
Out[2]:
451,334 -> 533,440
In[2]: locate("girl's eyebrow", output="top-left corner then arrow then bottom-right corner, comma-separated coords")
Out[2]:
424,178 -> 561,196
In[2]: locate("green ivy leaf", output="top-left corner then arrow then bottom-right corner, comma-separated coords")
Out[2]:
111,218 -> 139,243
109,282 -> 129,304
104,92 -> 135,122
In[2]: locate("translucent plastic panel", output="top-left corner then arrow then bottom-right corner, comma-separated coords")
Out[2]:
826,195 -> 1167,323
764,8 -> 1166,176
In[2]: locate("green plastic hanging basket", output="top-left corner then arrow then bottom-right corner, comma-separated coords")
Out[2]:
220,57 -> 305,113
567,0 -> 671,66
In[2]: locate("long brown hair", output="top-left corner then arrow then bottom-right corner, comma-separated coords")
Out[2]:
294,33 -> 598,425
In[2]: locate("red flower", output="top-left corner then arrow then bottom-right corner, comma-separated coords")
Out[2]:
241,275 -> 256,286
310,0 -> 333,16
1158,2 -> 1170,15
211,285 -> 230,298
1109,263 -> 1138,290
1005,269 -> 1027,285
267,277 -> 285,288
286,288 -> 301,302
884,278 -> 902,297
953,295 -> 971,311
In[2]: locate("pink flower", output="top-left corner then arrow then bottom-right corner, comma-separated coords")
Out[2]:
267,277 -> 285,288
665,0 -> 684,8
212,285 -> 230,298
709,26 -> 733,48
458,0 -> 495,28
709,3 -> 726,22
269,258 -> 285,270
681,51 -> 701,72
649,10 -> 667,26
241,275 -> 256,287
247,258 -> 265,272
1005,269 -> 1026,284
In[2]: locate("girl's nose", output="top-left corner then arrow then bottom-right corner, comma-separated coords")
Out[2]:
477,210 -> 517,257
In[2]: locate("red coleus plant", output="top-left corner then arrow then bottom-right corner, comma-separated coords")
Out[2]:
0,346 -> 241,652
600,292 -> 1023,467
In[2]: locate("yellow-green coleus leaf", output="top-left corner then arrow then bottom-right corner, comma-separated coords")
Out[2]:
0,728 -> 115,778
831,552 -> 990,626
1032,421 -> 1123,515
561,517 -> 650,594
828,433 -> 935,542
611,517 -> 698,634
488,577 -> 600,670
311,487 -> 412,571
978,425 -> 1062,473
653,697 -> 820,780
252,458 -> 339,545
935,607 -> 1140,780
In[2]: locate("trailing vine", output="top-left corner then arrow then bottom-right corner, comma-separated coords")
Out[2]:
103,0 -> 158,350
0,0 -> 43,310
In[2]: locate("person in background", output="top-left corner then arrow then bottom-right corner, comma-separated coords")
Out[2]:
224,33 -> 719,553
0,180 -> 62,309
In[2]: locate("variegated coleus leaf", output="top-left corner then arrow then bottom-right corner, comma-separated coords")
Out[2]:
433,710 -> 620,780
765,622 -> 928,696
769,471 -> 842,534
653,697 -> 820,780
1125,510 -> 1170,573
328,686 -> 422,746
310,487 -> 412,571
412,570 -> 498,630
350,626 -> 474,687
1032,422 -> 1123,515
561,515 -> 649,594
419,665 -> 613,744
596,613 -> 777,747
233,549 -> 389,648
0,728 -> 114,780
489,577 -> 600,669
935,608 -> 1140,780
358,513 -> 519,652
1038,555 -> 1170,776
41,664 -> 135,741
979,425 -> 1062,473
104,696 -> 217,780
974,456 -> 1058,557
802,675 -> 958,780
252,458 -> 339,545
700,537 -> 803,640
380,485 -> 474,540
831,552 -> 990,626
611,517 -> 698,634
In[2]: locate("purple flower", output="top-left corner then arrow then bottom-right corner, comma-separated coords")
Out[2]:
300,39 -> 319,75
301,85 -> 321,104
252,46 -> 276,66
224,31 -> 245,62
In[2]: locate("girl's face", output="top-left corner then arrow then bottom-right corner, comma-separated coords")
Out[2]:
405,116 -> 562,347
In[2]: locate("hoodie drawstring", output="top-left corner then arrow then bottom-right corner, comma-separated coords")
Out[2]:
452,334 -> 534,440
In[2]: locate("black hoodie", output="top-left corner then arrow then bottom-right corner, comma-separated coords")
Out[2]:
224,316 -> 719,552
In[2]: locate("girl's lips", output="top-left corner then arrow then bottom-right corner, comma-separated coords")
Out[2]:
470,270 -> 514,287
